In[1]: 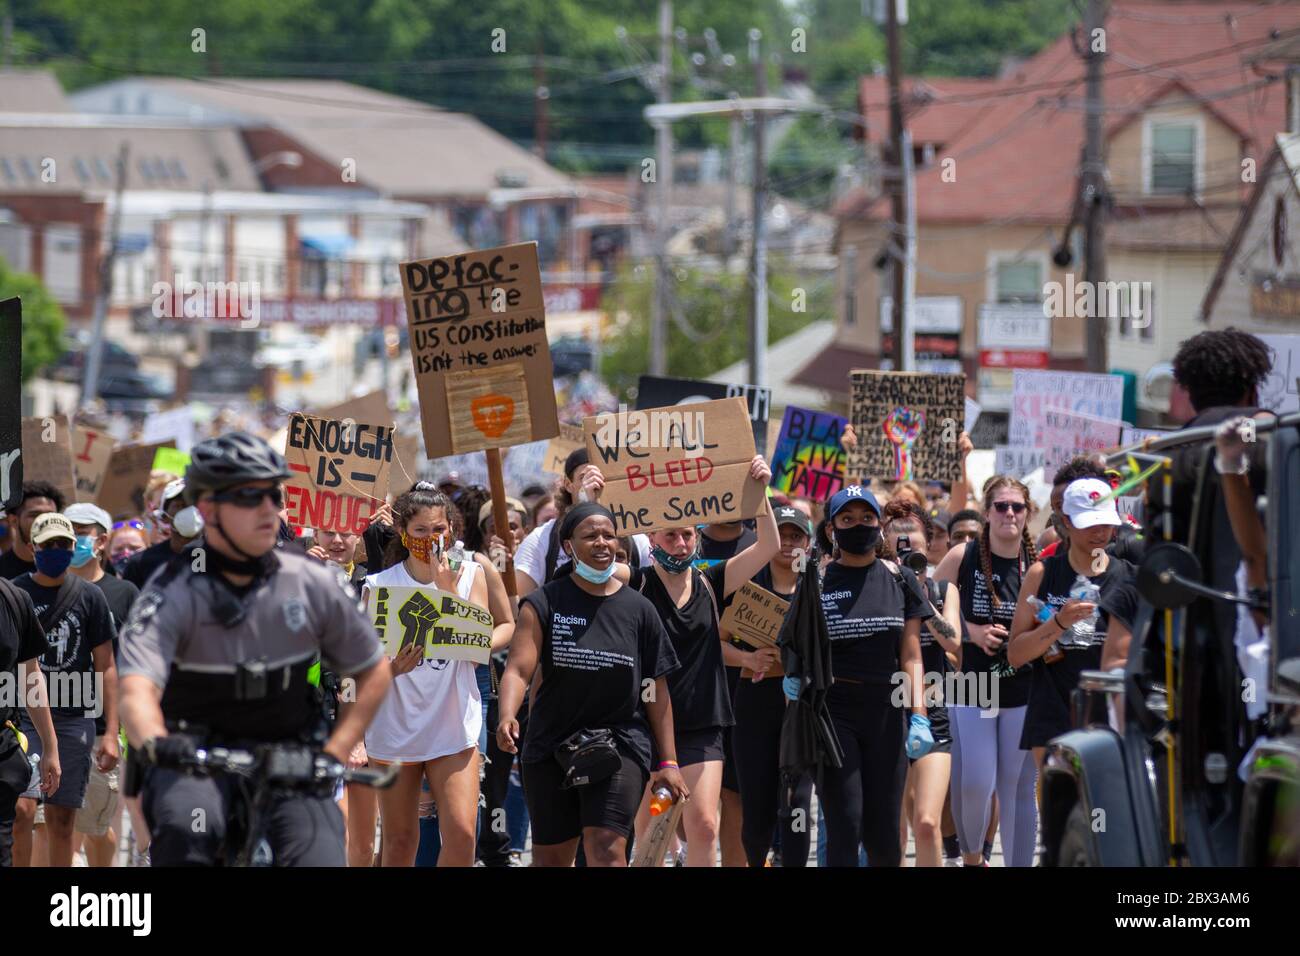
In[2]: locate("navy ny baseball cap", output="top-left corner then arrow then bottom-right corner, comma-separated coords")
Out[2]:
828,484 -> 881,521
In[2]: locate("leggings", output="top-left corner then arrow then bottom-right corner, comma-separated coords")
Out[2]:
949,704 -> 1038,867
732,676 -> 813,867
817,681 -> 906,867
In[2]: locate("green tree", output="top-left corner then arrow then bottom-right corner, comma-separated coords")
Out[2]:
599,258 -> 831,400
0,263 -> 67,383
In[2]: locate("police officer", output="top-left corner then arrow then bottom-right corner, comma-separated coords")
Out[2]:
117,433 -> 393,866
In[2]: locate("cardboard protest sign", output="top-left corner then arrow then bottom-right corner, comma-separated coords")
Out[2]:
72,427 -> 115,501
98,442 -> 169,519
584,397 -> 766,536
1040,408 -> 1124,477
315,390 -> 392,431
368,585 -> 492,665
994,446 -> 1044,478
282,413 -> 394,534
1008,369 -> 1125,448
1257,334 -> 1300,414
400,241 -> 559,458
21,416 -> 77,507
1,298 -> 22,509
543,424 -> 586,476
768,406 -> 847,502
720,580 -> 789,649
636,376 -> 772,455
847,372 -> 966,482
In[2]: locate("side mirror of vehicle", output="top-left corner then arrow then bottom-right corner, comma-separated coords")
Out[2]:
1136,542 -> 1204,609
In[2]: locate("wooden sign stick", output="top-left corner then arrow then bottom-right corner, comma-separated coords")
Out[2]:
484,447 -> 518,598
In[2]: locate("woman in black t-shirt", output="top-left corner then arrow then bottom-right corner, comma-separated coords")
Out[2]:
1010,478 -> 1134,769
881,499 -> 962,867
933,475 -> 1039,867
590,456 -> 779,867
496,503 -> 687,867
811,485 -> 932,867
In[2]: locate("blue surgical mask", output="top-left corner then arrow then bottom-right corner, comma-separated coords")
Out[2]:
35,548 -> 75,578
70,535 -> 97,568
573,558 -> 616,584
650,545 -> 696,575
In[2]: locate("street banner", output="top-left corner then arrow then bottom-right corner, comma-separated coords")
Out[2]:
994,446 -> 1045,479
1009,369 -> 1125,447
636,375 -> 772,455
847,371 -> 966,482
1041,407 -> 1124,477
72,427 -> 115,501
283,413 -> 394,534
768,405 -> 847,502
21,415 -> 76,507
98,442 -> 169,519
543,424 -> 586,476
584,397 -> 766,536
1,298 -> 22,509
368,584 -> 492,665
400,241 -> 559,458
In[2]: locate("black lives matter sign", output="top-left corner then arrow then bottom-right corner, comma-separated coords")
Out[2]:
848,371 -> 966,483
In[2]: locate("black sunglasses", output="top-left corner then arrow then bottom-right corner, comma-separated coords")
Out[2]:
992,501 -> 1027,515
213,486 -> 284,509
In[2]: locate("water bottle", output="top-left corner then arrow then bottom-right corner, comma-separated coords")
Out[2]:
649,786 -> 674,816
1027,595 -> 1065,664
1068,574 -> 1101,645
447,540 -> 466,572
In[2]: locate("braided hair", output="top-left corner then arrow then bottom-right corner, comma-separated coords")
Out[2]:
978,475 -> 1038,609
382,485 -> 463,568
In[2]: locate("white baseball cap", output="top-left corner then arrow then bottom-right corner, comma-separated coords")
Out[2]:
64,502 -> 113,533
1061,478 -> 1121,529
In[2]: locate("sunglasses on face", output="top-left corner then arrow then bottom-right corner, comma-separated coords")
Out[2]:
113,519 -> 146,531
992,501 -> 1027,515
212,486 -> 284,509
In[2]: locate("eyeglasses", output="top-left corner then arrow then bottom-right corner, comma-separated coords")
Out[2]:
991,501 -> 1027,515
212,486 -> 284,509
113,519 -> 146,531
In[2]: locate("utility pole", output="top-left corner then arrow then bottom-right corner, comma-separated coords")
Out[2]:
82,143 -> 129,411
1083,0 -> 1108,373
533,40 -> 549,160
901,128 -> 916,372
650,0 -> 672,376
725,112 -> 740,259
748,29 -> 768,391
884,0 -> 910,372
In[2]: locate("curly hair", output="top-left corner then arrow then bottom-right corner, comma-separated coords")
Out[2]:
1051,455 -> 1107,488
1172,327 -> 1272,412
382,486 -> 463,568
978,476 -> 1037,609
16,480 -> 65,513
881,498 -> 934,544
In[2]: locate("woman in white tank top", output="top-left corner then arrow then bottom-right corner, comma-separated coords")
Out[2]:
362,487 -> 489,867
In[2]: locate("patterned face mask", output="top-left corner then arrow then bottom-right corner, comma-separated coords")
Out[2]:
401,531 -> 444,563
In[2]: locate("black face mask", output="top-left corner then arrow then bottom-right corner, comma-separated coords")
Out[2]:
835,523 -> 881,556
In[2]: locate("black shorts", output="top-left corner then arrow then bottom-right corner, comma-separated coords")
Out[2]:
656,725 -> 725,768
907,706 -> 952,764
521,751 -> 647,846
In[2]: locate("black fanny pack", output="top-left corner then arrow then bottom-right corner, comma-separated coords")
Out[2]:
554,728 -> 621,790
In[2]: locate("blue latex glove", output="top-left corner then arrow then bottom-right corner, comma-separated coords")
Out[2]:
782,675 -> 802,702
905,714 -> 934,759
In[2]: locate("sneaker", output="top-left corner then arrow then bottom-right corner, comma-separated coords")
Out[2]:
508,851 -> 524,867
942,856 -> 962,867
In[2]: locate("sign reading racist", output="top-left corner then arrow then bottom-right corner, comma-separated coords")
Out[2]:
20,415 -> 77,507
283,413 -> 394,534
720,580 -> 790,649
367,585 -> 493,665
768,405 -> 847,502
584,397 -> 766,536
72,426 -> 115,500
98,442 -> 169,519
847,371 -> 966,482
0,298 -> 20,510
400,241 -> 559,458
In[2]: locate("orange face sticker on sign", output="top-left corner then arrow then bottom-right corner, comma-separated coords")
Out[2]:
471,395 -> 515,438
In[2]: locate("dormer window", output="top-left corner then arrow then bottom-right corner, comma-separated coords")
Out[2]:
1145,119 -> 1200,195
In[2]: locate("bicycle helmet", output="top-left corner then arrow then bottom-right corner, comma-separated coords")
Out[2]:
185,431 -> 293,503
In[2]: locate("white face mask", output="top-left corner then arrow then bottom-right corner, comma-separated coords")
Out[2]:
173,506 -> 205,538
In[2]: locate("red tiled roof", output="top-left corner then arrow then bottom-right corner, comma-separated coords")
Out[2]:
851,1 -> 1300,225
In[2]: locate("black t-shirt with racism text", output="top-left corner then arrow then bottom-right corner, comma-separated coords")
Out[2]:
956,539 -> 1033,709
820,558 -> 932,684
632,561 -> 733,732
12,574 -> 115,719
0,578 -> 49,729
521,576 -> 679,773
